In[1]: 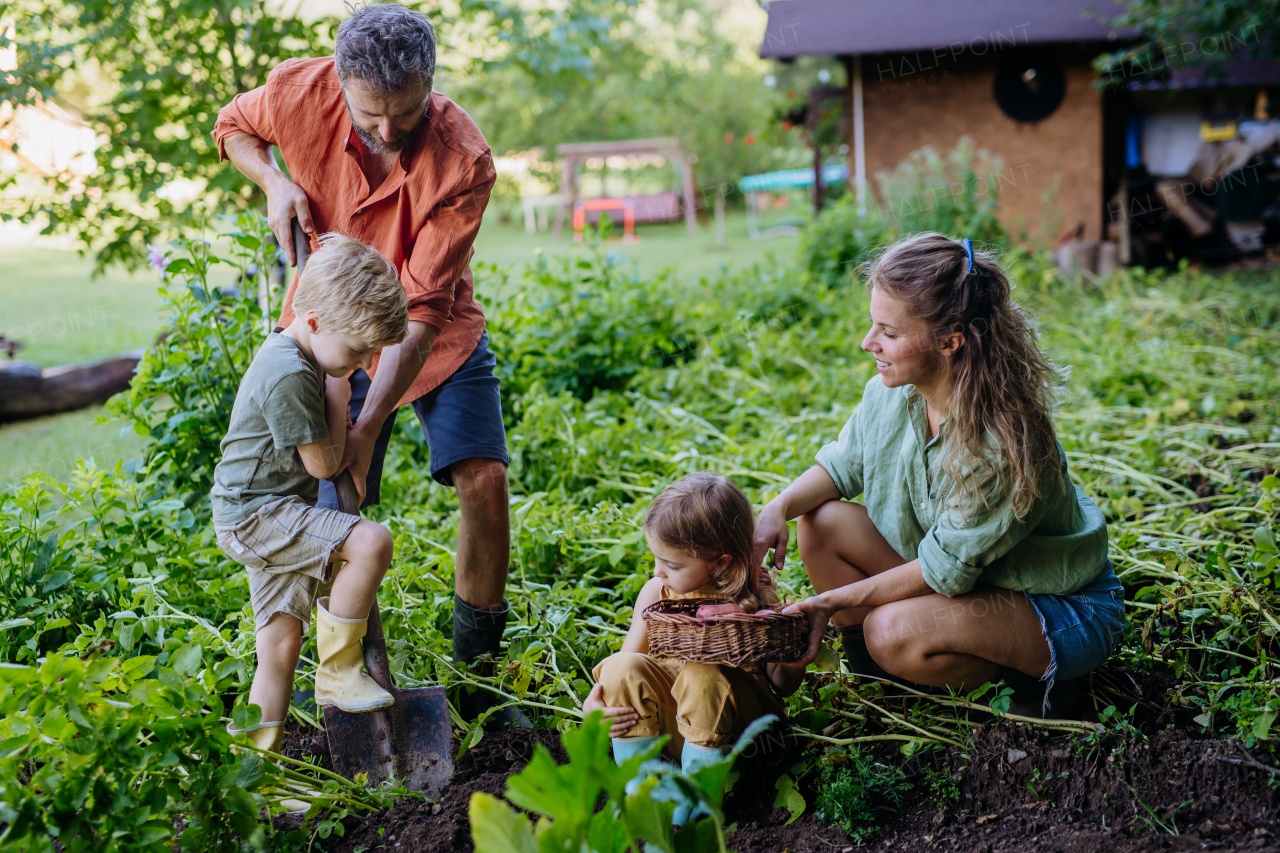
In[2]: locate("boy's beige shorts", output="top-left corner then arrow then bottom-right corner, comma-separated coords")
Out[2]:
215,496 -> 360,633
591,652 -> 788,759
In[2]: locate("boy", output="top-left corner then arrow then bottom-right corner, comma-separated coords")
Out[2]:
212,232 -> 408,753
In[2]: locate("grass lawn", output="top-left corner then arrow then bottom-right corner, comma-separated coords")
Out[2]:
0,406 -> 145,487
0,239 -> 165,368
473,208 -> 795,283
0,210 -> 794,485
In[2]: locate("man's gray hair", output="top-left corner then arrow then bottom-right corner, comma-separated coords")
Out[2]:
335,3 -> 437,96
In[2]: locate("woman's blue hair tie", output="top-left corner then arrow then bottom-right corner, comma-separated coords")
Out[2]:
963,238 -> 976,277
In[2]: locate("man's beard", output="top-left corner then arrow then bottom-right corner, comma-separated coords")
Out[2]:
343,93 -> 430,156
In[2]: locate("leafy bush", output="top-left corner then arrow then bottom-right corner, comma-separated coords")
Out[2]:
105,212 -> 280,509
486,222 -> 695,423
797,137 -> 1006,288
796,196 -> 891,289
876,136 -> 1005,245
0,651 -> 272,852
0,464 -> 206,664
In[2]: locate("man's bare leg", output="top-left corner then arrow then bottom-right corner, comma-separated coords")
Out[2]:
451,457 -> 511,610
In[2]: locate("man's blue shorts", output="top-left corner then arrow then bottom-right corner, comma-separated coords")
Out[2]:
317,330 -> 508,509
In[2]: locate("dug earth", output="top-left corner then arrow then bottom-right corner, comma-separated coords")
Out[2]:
274,704 -> 1280,852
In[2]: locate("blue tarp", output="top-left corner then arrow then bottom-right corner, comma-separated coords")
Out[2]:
739,165 -> 851,193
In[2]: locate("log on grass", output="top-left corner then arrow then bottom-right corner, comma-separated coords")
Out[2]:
0,352 -> 142,421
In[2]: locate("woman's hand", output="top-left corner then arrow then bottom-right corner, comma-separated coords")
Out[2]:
780,594 -> 842,668
583,683 -> 640,737
753,498 -> 790,573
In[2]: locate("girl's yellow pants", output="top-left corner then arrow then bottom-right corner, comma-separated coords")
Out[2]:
591,651 -> 788,761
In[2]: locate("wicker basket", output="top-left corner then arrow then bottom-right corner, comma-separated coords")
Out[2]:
642,597 -> 809,667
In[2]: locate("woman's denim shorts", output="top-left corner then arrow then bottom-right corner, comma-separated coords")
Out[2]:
1024,561 -> 1127,704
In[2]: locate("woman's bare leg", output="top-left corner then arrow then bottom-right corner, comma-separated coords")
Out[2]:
862,588 -> 1051,689
796,500 -> 905,629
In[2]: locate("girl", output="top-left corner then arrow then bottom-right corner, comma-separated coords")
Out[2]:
584,472 -> 804,793
758,233 -> 1125,717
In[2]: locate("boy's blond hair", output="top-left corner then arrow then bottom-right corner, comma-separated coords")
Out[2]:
291,233 -> 408,349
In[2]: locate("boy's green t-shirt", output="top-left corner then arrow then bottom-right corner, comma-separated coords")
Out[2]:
211,332 -> 328,526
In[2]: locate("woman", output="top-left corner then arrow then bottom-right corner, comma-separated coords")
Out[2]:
757,233 -> 1125,717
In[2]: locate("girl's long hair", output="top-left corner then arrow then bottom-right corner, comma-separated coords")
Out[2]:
643,472 -> 767,613
864,233 -> 1064,519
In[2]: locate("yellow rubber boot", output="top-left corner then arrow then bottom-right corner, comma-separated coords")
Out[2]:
314,597 -> 395,713
226,721 -> 312,812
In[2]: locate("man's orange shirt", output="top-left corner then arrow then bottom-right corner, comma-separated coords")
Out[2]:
212,57 -> 495,408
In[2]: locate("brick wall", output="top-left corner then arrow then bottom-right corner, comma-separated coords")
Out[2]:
857,53 -> 1103,243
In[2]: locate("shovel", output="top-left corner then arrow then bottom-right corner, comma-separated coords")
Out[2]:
291,219 -> 454,798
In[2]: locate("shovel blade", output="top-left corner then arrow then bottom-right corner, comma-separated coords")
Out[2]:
325,686 -> 453,799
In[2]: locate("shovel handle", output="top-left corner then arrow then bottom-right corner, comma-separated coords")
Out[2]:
291,217 -> 312,273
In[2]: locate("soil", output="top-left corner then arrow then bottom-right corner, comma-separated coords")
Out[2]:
274,684 -> 1280,852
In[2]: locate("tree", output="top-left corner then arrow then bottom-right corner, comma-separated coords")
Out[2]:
448,0 -> 795,203
0,0 -> 625,270
0,0 -> 334,270
0,0 -> 791,269
1094,0 -> 1280,84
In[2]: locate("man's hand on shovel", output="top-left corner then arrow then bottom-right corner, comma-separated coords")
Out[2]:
270,181 -> 314,267
336,424 -> 376,504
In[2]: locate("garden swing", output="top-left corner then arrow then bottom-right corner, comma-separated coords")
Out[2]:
549,137 -> 698,241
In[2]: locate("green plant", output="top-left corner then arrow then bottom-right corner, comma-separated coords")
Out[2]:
1124,782 -> 1193,836
1024,768 -> 1053,801
809,745 -> 910,844
772,773 -> 807,825
876,136 -> 1006,245
487,221 -> 694,421
924,765 -> 962,809
1094,0 -> 1280,86
797,137 -> 1007,289
104,212 -> 279,509
0,652 -> 272,852
0,647 -> 403,852
470,710 -> 778,853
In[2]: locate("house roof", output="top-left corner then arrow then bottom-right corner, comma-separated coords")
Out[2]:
759,0 -> 1134,59
1128,60 -> 1280,90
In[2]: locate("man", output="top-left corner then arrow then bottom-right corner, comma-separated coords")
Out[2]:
213,3 -> 525,729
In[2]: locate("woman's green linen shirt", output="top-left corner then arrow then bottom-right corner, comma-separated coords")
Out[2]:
814,377 -> 1108,598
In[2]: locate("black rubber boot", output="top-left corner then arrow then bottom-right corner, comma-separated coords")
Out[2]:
839,625 -> 892,681
995,666 -> 1082,719
453,593 -> 531,730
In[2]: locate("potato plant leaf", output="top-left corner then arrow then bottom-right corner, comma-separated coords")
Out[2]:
470,793 -> 538,853
773,773 -> 806,825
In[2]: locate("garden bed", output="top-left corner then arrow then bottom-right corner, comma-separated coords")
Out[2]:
276,692 -> 1280,853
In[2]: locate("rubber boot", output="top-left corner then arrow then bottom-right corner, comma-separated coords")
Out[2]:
314,598 -> 394,713
613,735 -> 663,796
453,593 -> 531,730
227,721 -> 311,812
839,625 -> 891,681
673,742 -> 732,827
